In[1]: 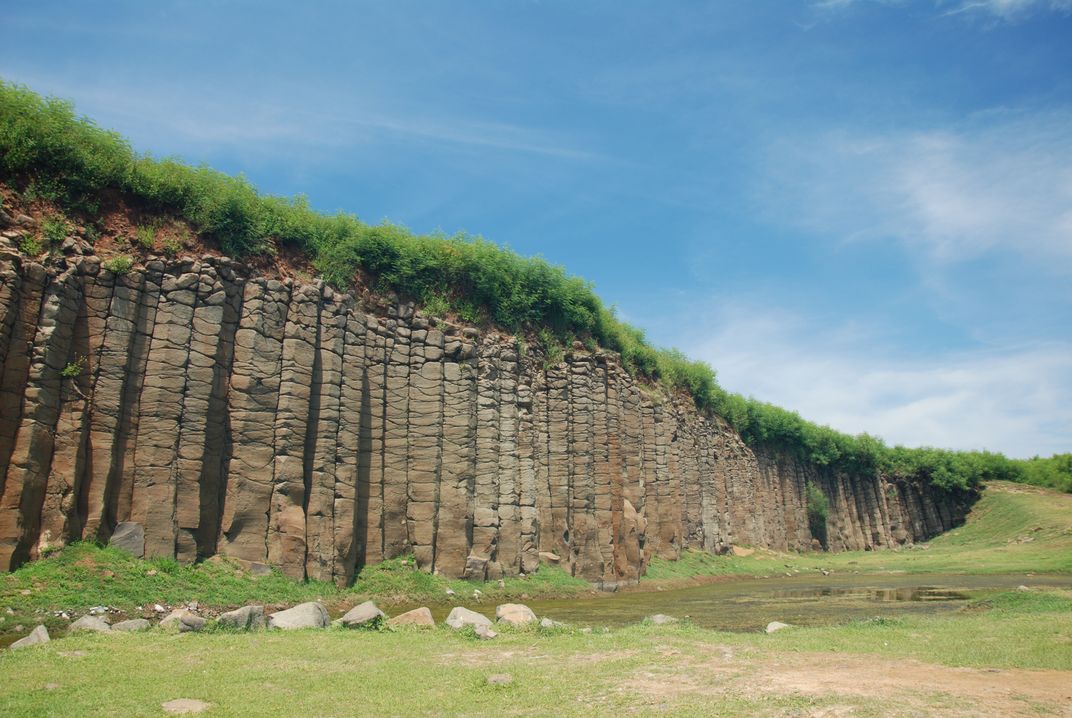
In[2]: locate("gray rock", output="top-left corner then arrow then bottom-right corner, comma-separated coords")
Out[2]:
218,605 -> 265,630
339,601 -> 385,629
160,609 -> 206,633
539,617 -> 564,629
70,615 -> 112,633
445,606 -> 492,631
474,624 -> 498,640
388,607 -> 435,629
495,603 -> 537,626
268,602 -> 329,630
112,619 -> 151,632
10,625 -> 49,650
108,522 -> 145,558
766,621 -> 791,633
646,614 -> 678,626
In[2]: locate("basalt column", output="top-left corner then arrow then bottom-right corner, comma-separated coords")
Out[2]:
0,254 -> 978,582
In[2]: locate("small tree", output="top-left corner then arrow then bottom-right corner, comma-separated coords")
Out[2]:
805,481 -> 830,550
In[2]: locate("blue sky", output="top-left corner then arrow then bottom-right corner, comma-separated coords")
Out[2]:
2,0 -> 1069,457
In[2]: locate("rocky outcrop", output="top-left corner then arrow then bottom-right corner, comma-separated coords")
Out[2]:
0,252 -> 975,586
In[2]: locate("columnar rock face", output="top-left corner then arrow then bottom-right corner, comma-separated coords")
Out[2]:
0,253 -> 976,585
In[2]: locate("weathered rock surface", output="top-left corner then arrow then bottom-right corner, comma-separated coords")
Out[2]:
766,621 -> 791,633
10,624 -> 49,649
0,253 -> 977,586
445,606 -> 492,631
108,522 -> 144,558
338,600 -> 384,628
69,615 -> 111,633
112,618 -> 151,632
268,602 -> 329,630
495,603 -> 537,626
217,605 -> 265,630
388,607 -> 435,628
160,609 -> 206,633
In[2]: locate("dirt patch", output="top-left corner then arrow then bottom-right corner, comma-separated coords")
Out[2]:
616,649 -> 1072,717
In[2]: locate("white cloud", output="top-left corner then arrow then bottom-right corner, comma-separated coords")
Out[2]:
2,70 -> 598,162
758,110 -> 1072,266
943,0 -> 1072,20
684,300 -> 1071,458
812,0 -> 1072,19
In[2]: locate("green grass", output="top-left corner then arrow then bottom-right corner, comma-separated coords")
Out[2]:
0,589 -> 1068,717
0,546 -> 589,636
644,481 -> 1072,582
754,589 -> 1072,670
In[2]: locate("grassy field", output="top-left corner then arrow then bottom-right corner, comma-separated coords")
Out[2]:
0,549 -> 591,637
1,481 -> 1070,716
644,481 -> 1072,582
1,480 -> 1068,640
0,589 -> 1069,717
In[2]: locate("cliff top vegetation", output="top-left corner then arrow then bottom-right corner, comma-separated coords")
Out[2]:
0,79 -> 1060,493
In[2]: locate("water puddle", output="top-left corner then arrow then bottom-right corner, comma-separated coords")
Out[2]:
399,573 -> 1070,631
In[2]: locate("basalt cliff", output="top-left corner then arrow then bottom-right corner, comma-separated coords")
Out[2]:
0,240 -> 974,587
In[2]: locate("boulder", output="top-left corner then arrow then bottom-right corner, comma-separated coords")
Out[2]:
539,617 -> 564,629
10,625 -> 49,650
112,619 -> 151,632
444,606 -> 492,631
339,601 -> 384,629
495,603 -> 537,626
267,602 -> 329,630
766,621 -> 791,634
474,624 -> 498,640
217,605 -> 265,630
70,615 -> 112,633
108,522 -> 145,558
730,545 -> 755,558
387,607 -> 435,629
646,614 -> 678,626
160,609 -> 206,633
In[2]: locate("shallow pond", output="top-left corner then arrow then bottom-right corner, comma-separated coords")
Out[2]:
402,573 -> 1072,631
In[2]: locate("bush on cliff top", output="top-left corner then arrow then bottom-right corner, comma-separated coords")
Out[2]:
0,79 -> 1051,493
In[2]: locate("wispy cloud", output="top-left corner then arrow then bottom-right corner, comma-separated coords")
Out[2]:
941,0 -> 1072,20
756,109 -> 1072,266
683,299 -> 1071,457
813,0 -> 1072,19
1,70 -> 599,161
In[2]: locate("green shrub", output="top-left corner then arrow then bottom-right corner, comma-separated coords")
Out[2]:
134,223 -> 155,249
41,215 -> 69,245
61,358 -> 84,379
102,255 -> 133,274
421,292 -> 450,319
537,327 -> 564,368
162,235 -> 182,257
805,482 -> 830,548
18,235 -> 39,255
1017,454 -> 1072,493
